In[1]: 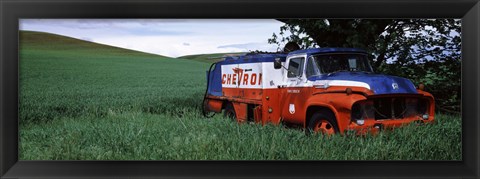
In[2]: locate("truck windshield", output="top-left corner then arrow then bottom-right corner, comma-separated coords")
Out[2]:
311,53 -> 373,74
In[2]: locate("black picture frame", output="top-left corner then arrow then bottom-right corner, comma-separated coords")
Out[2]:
1,0 -> 479,178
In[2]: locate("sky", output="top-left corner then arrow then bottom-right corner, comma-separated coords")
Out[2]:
19,19 -> 286,57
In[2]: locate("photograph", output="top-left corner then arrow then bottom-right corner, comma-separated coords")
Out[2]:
18,18 -> 462,161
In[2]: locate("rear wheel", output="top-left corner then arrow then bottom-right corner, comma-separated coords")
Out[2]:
307,111 -> 339,135
223,102 -> 236,120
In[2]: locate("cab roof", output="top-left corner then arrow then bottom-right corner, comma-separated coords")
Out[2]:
218,48 -> 366,65
287,48 -> 367,56
220,53 -> 287,65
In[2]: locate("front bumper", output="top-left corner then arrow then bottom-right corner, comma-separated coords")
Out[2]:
344,92 -> 435,135
345,115 -> 434,135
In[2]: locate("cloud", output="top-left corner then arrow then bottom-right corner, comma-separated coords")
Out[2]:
217,42 -> 279,52
80,37 -> 93,42
128,28 -> 193,36
21,19 -> 115,29
217,42 -> 262,49
19,19 -> 285,57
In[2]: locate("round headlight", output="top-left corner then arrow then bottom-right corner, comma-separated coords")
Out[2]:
356,119 -> 365,125
422,114 -> 429,120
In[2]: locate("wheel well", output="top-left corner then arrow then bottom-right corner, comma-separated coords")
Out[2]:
221,101 -> 230,110
221,101 -> 256,122
305,106 -> 336,127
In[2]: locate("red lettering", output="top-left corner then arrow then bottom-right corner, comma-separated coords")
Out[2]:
227,74 -> 231,84
243,74 -> 249,85
232,74 -> 237,85
258,73 -> 262,85
222,74 -> 226,84
238,71 -> 243,85
250,73 -> 257,85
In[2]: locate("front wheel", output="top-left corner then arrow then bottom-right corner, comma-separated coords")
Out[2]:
307,111 -> 339,135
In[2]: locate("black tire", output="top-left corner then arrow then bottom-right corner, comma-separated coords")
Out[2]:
306,111 -> 339,135
223,102 -> 236,120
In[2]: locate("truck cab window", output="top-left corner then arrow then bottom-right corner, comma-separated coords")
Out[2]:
313,54 -> 373,74
287,57 -> 305,78
306,57 -> 320,78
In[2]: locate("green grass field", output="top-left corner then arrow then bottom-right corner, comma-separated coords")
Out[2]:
19,31 -> 462,160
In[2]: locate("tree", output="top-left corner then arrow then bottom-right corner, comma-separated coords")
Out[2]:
269,19 -> 461,113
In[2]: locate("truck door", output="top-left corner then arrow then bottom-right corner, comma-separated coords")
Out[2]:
282,55 -> 309,124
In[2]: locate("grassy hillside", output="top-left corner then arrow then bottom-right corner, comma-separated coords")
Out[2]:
178,52 -> 245,63
19,31 -> 461,160
21,31 -> 169,58
20,31 -> 207,124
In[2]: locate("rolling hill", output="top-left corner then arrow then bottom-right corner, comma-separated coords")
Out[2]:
20,30 -> 210,125
20,31 -> 171,58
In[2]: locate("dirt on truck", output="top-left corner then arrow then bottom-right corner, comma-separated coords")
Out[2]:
203,48 -> 435,135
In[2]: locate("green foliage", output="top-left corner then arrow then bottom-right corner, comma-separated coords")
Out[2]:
378,58 -> 461,113
269,19 -> 461,66
269,19 -> 461,114
19,31 -> 461,160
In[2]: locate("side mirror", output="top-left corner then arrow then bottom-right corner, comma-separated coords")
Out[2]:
274,58 -> 282,69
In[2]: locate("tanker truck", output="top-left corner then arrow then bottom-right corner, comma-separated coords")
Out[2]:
203,48 -> 434,135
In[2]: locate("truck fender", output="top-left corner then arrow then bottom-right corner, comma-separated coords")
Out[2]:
417,90 -> 436,120
205,99 -> 223,113
305,93 -> 367,132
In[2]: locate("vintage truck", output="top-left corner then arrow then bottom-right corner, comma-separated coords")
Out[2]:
203,48 -> 435,134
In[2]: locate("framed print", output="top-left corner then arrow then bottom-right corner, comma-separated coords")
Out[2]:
1,0 -> 479,178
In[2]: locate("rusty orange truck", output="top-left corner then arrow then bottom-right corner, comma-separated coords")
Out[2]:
203,48 -> 434,134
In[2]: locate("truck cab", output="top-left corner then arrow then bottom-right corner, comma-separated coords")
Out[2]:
204,48 -> 435,135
